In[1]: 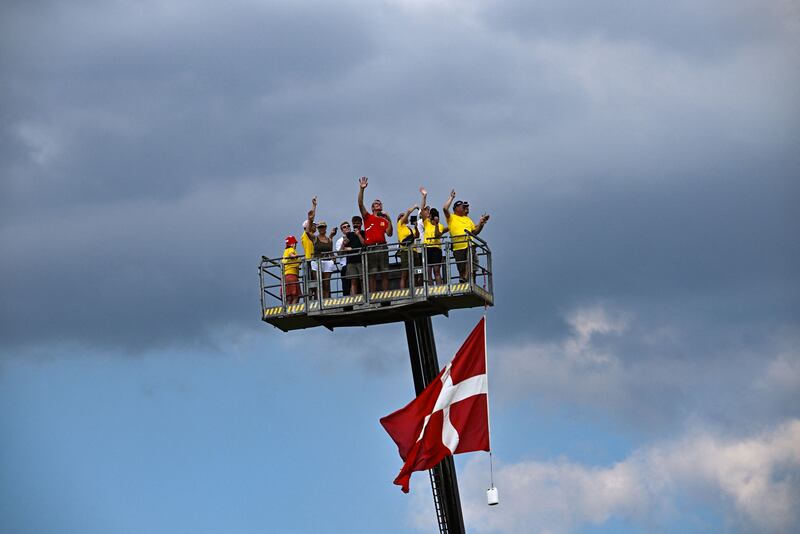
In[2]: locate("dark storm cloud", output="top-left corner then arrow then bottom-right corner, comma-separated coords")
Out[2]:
1,0 -> 798,360
1,0 -> 374,220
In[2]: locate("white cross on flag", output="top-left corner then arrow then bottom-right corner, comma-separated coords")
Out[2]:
381,318 -> 490,493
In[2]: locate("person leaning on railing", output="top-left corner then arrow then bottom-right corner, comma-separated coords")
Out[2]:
396,203 -> 419,290
357,176 -> 394,293
281,235 -> 302,304
443,189 -> 490,283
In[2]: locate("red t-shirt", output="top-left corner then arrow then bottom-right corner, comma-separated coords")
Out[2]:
363,213 -> 389,245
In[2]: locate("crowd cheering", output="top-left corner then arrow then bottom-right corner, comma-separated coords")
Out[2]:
280,177 -> 490,304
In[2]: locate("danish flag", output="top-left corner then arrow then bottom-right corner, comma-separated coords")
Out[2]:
381,318 -> 490,493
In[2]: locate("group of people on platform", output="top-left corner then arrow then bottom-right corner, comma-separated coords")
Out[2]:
280,177 -> 490,304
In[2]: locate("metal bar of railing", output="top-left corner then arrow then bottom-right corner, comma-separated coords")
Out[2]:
264,270 -> 281,281
361,246 -> 370,304
444,241 -> 451,291
422,241 -> 429,300
280,265 -> 287,311
259,261 -> 266,315
467,239 -> 474,289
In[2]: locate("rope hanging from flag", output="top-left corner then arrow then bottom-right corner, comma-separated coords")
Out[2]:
381,317 -> 491,493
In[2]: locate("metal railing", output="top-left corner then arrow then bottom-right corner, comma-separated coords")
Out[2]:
259,235 -> 492,316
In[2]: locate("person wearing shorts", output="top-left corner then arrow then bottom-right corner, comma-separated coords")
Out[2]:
422,207 -> 448,285
312,221 -> 336,298
357,176 -> 393,293
443,189 -> 490,283
396,203 -> 419,289
281,235 -> 302,304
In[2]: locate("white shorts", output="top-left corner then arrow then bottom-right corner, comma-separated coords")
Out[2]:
312,259 -> 336,273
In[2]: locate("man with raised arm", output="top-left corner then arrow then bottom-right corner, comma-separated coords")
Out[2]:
358,176 -> 394,293
443,189 -> 490,283
301,196 -> 318,298
395,203 -> 419,290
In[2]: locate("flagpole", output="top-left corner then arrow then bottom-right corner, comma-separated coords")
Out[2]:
483,313 -> 495,490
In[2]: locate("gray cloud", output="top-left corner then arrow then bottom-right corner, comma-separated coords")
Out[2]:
491,303 -> 800,434
1,0 -> 797,362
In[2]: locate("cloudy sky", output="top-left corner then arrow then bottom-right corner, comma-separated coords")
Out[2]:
1,0 -> 798,532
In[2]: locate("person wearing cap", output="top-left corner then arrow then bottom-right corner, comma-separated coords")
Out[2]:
301,197 -> 318,298
443,189 -> 490,283
281,235 -> 302,304
357,176 -> 394,293
313,220 -> 336,298
421,206 -> 448,285
396,203 -> 419,289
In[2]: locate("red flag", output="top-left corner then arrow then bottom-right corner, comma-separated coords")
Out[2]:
380,318 -> 490,493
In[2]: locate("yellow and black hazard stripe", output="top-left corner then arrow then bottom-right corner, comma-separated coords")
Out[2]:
449,283 -> 469,293
369,289 -> 411,300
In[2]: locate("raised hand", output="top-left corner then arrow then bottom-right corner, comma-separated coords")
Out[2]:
359,177 -> 369,189
449,189 -> 456,199
311,196 -> 317,208
480,213 -> 490,224
419,187 -> 427,196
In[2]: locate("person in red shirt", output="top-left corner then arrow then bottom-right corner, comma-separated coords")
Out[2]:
357,176 -> 394,292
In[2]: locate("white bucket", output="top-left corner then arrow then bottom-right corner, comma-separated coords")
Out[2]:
487,486 -> 499,506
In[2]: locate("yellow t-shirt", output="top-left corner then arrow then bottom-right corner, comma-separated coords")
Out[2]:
446,214 -> 475,251
282,247 -> 301,276
397,222 -> 413,248
301,232 -> 315,260
423,219 -> 445,249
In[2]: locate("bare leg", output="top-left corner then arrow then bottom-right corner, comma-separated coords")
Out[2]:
433,265 -> 442,285
322,272 -> 332,298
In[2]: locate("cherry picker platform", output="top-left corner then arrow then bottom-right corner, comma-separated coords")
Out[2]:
259,236 -> 493,332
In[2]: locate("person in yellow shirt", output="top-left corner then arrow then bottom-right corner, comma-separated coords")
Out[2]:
443,189 -> 490,283
422,207 -> 448,285
396,204 -> 419,289
281,235 -> 301,304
